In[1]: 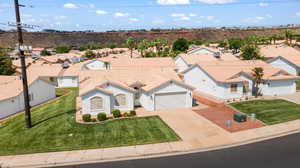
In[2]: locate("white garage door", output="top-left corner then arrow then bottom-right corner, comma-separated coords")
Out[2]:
155,92 -> 187,110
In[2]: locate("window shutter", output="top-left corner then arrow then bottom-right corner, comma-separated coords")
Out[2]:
90,97 -> 103,110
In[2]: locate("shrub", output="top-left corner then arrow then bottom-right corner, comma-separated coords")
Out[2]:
123,112 -> 130,117
40,49 -> 51,56
82,114 -> 91,122
112,110 -> 121,118
97,113 -> 107,121
91,119 -> 97,122
130,110 -> 136,116
55,46 -> 71,54
84,50 -> 96,59
172,38 -> 189,52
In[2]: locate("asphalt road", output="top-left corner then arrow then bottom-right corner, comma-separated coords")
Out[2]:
58,132 -> 300,168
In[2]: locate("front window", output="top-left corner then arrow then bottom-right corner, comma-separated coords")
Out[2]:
230,84 -> 238,93
115,94 -> 126,106
90,96 -> 103,110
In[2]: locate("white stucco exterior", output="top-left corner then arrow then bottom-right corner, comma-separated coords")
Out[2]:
260,79 -> 296,96
188,48 -> 215,55
175,56 -> 189,72
268,57 -> 299,75
84,60 -> 108,70
80,83 -> 135,115
81,89 -> 112,115
57,76 -> 79,88
183,65 -> 297,100
183,66 -> 249,100
0,79 -> 56,119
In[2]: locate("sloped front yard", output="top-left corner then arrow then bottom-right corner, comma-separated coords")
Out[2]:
0,88 -> 180,156
231,99 -> 300,125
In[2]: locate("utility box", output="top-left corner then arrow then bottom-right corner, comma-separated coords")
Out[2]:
234,113 -> 247,123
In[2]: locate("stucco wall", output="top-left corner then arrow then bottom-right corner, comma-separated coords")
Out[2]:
175,57 -> 189,73
0,79 -> 56,119
57,76 -> 79,88
269,58 -> 299,75
85,60 -> 106,70
260,79 -> 296,96
81,90 -> 112,115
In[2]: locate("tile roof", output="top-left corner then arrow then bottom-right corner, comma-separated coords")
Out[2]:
182,60 -> 299,83
79,68 -> 193,96
0,75 -> 41,100
178,53 -> 239,65
260,45 -> 300,59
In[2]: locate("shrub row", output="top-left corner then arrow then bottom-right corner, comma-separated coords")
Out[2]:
82,110 -> 136,123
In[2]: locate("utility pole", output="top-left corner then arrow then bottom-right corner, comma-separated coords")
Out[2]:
14,0 -> 32,128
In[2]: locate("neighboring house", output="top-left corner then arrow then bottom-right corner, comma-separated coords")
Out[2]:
31,48 -> 44,59
82,60 -> 110,70
0,76 -> 56,119
187,46 -> 217,55
260,45 -> 300,75
175,53 -> 238,72
267,56 -> 300,75
181,60 -> 299,100
78,69 -> 194,115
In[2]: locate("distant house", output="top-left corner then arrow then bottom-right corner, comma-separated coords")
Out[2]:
175,53 -> 238,72
181,60 -> 299,100
82,60 -> 110,70
78,69 -> 194,115
0,76 -> 56,119
187,47 -> 217,55
260,45 -> 300,75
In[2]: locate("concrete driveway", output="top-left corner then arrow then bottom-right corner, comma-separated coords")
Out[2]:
137,107 -> 233,149
279,92 -> 300,104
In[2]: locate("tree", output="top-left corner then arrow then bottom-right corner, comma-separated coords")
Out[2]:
252,67 -> 264,97
240,44 -> 263,60
55,46 -> 71,54
84,50 -> 96,59
194,39 -> 204,46
172,38 -> 189,52
228,38 -> 244,54
137,40 -> 149,57
153,38 -> 168,56
218,40 -> 228,48
40,49 -> 51,56
283,29 -> 295,45
0,50 -> 15,75
126,37 -> 136,58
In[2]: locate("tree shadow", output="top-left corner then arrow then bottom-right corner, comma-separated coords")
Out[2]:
32,109 -> 76,127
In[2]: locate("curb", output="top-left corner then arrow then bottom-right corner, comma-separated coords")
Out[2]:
3,128 -> 300,168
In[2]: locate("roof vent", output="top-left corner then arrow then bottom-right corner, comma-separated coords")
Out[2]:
213,52 -> 221,58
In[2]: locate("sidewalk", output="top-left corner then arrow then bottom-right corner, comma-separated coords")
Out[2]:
2,111 -> 300,168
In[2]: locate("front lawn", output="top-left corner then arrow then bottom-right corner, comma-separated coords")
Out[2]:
0,88 -> 180,156
230,99 -> 300,125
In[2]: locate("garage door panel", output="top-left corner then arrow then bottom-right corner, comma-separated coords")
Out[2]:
155,92 -> 187,110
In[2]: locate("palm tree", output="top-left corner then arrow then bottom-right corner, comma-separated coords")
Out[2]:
252,67 -> 264,97
126,37 -> 136,58
104,61 -> 110,70
153,38 -> 168,56
283,29 -> 295,45
137,40 -> 149,57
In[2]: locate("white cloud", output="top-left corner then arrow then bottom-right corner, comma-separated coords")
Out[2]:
189,13 -> 197,17
157,0 -> 190,5
96,10 -> 107,15
171,13 -> 185,17
115,12 -> 128,17
171,13 -> 191,21
297,12 -> 300,17
152,18 -> 164,24
258,2 -> 269,7
206,16 -> 215,20
243,16 -> 265,23
129,18 -> 139,22
196,0 -> 235,4
54,15 -> 67,20
79,3 -> 95,8
63,3 -> 77,9
23,14 -> 32,18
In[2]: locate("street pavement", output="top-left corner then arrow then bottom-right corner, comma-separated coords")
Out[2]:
58,131 -> 300,168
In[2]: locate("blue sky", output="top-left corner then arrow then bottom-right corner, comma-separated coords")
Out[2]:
0,0 -> 300,32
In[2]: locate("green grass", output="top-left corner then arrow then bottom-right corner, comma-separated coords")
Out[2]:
0,88 -> 180,156
230,99 -> 300,125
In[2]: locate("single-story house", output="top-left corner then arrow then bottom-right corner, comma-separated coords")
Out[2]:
267,56 -> 300,76
260,45 -> 300,75
187,46 -> 218,55
181,60 -> 299,100
0,75 -> 56,119
82,59 -> 111,70
78,69 -> 194,115
175,53 -> 238,72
